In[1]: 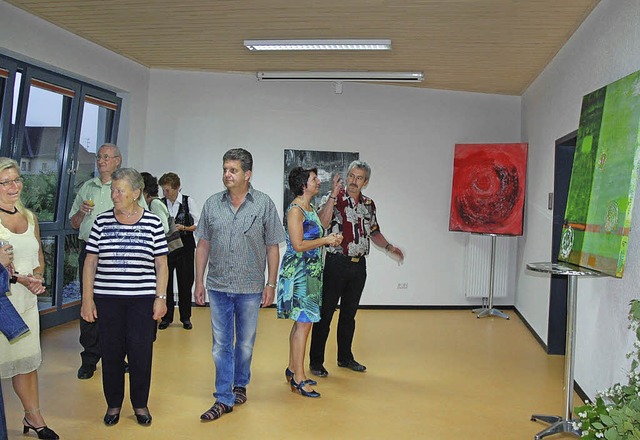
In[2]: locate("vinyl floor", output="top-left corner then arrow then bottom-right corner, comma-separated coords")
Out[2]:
2,308 -> 583,440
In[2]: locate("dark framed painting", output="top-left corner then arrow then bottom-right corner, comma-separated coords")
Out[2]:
449,143 -> 528,236
559,70 -> 640,277
283,149 -> 359,213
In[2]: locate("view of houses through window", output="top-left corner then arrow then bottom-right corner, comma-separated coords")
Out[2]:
0,53 -> 121,327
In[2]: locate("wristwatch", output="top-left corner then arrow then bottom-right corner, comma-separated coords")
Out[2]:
266,282 -> 276,288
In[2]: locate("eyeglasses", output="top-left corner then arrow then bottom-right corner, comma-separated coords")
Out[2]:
96,154 -> 120,162
0,177 -> 24,187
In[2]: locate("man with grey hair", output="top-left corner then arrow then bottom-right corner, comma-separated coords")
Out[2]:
195,148 -> 285,421
69,143 -> 147,380
309,160 -> 404,377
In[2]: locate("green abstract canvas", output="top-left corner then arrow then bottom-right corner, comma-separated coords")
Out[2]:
559,71 -> 640,277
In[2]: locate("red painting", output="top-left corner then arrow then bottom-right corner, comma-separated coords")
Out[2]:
449,143 -> 528,236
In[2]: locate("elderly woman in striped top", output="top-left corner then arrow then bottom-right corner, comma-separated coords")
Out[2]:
80,168 -> 168,427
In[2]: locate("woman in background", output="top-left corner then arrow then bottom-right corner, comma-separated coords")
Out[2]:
141,172 -> 169,234
0,157 -> 58,439
81,168 -> 168,427
158,172 -> 198,330
277,167 -> 342,398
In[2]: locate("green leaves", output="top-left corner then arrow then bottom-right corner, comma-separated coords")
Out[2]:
574,300 -> 640,439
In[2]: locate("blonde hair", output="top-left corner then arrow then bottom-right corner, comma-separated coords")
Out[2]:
0,157 -> 35,228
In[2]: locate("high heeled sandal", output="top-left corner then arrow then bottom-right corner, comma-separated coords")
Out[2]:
285,368 -> 317,386
22,417 -> 60,439
289,377 -> 321,398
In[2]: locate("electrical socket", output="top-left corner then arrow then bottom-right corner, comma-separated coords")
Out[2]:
397,282 -> 408,289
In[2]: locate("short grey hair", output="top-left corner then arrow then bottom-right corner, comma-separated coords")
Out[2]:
99,143 -> 122,168
112,168 -> 144,193
347,160 -> 371,181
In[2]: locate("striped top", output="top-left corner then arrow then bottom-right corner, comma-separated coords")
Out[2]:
195,185 -> 286,293
85,209 -> 168,297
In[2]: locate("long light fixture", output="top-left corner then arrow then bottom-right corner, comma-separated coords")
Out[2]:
256,71 -> 424,83
244,39 -> 392,51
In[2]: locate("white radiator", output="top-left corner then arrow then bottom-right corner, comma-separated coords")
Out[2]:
464,235 -> 513,298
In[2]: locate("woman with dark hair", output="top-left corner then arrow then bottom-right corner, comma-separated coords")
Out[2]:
81,168 -> 168,427
141,172 -> 169,234
277,167 -> 342,398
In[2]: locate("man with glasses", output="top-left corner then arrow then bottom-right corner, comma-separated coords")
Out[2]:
309,160 -> 405,377
69,143 -> 147,380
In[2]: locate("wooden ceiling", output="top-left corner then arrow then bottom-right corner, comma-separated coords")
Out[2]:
5,0 -> 600,95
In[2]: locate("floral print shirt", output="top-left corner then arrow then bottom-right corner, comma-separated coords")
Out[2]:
320,188 -> 380,258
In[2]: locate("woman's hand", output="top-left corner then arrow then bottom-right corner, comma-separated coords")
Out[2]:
81,299 -> 98,322
18,274 -> 46,295
325,232 -> 343,247
153,298 -> 167,321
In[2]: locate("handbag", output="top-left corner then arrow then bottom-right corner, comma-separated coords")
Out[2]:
166,216 -> 184,254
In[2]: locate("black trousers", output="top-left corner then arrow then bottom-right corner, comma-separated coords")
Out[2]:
95,296 -> 156,409
310,253 -> 367,366
78,241 -> 101,367
163,246 -> 194,323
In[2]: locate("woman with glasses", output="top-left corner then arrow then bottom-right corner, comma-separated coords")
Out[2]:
81,168 -> 168,427
0,157 -> 59,439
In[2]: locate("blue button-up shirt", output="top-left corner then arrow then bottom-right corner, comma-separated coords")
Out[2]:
195,185 -> 285,293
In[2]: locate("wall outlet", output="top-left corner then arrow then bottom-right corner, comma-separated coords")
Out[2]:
397,282 -> 408,289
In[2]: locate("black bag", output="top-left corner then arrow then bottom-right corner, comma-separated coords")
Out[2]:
166,216 -> 184,254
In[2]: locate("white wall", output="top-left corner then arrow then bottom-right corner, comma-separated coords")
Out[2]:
142,70 -> 522,306
520,0 -> 640,397
0,0 -> 150,167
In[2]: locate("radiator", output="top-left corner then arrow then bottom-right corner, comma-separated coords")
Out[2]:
464,235 -> 513,298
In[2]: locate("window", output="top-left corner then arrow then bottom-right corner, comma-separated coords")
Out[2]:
0,53 -> 121,327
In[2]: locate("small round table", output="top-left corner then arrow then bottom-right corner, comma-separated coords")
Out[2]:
527,262 -> 606,440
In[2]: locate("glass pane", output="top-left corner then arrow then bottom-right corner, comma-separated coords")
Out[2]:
38,235 -> 56,311
74,100 -> 116,197
11,71 -> 21,126
62,234 -> 81,306
19,82 -> 69,222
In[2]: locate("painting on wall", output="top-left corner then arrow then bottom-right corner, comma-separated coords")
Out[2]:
559,70 -> 640,278
283,149 -> 359,213
449,143 -> 528,236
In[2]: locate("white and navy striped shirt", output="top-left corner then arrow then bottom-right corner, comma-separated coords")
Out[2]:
86,209 -> 168,297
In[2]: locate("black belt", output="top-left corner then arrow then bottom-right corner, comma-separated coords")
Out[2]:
327,252 -> 364,263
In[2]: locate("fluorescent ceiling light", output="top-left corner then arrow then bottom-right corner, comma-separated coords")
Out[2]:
244,39 -> 391,51
256,71 -> 424,83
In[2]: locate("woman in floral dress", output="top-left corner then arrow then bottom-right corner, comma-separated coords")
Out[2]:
277,167 -> 342,398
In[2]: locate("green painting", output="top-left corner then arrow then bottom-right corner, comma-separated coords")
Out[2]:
559,71 -> 640,277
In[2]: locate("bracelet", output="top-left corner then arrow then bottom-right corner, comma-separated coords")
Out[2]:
266,282 -> 276,288
329,195 -> 337,200
155,295 -> 167,300
33,272 -> 44,277
385,243 -> 392,251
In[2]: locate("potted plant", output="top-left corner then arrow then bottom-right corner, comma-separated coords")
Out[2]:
575,300 -> 640,439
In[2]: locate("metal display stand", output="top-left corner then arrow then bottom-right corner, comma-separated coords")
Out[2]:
472,234 -> 509,319
527,262 -> 606,440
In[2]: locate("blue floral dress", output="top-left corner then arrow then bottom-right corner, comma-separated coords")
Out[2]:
277,204 -> 324,322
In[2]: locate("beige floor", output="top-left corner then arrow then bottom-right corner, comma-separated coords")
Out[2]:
2,308 -> 582,440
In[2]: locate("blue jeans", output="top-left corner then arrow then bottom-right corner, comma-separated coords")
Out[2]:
208,290 -> 262,407
0,266 -> 29,342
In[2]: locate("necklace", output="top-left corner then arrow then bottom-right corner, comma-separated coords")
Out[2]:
0,206 -> 18,215
117,208 -> 138,218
